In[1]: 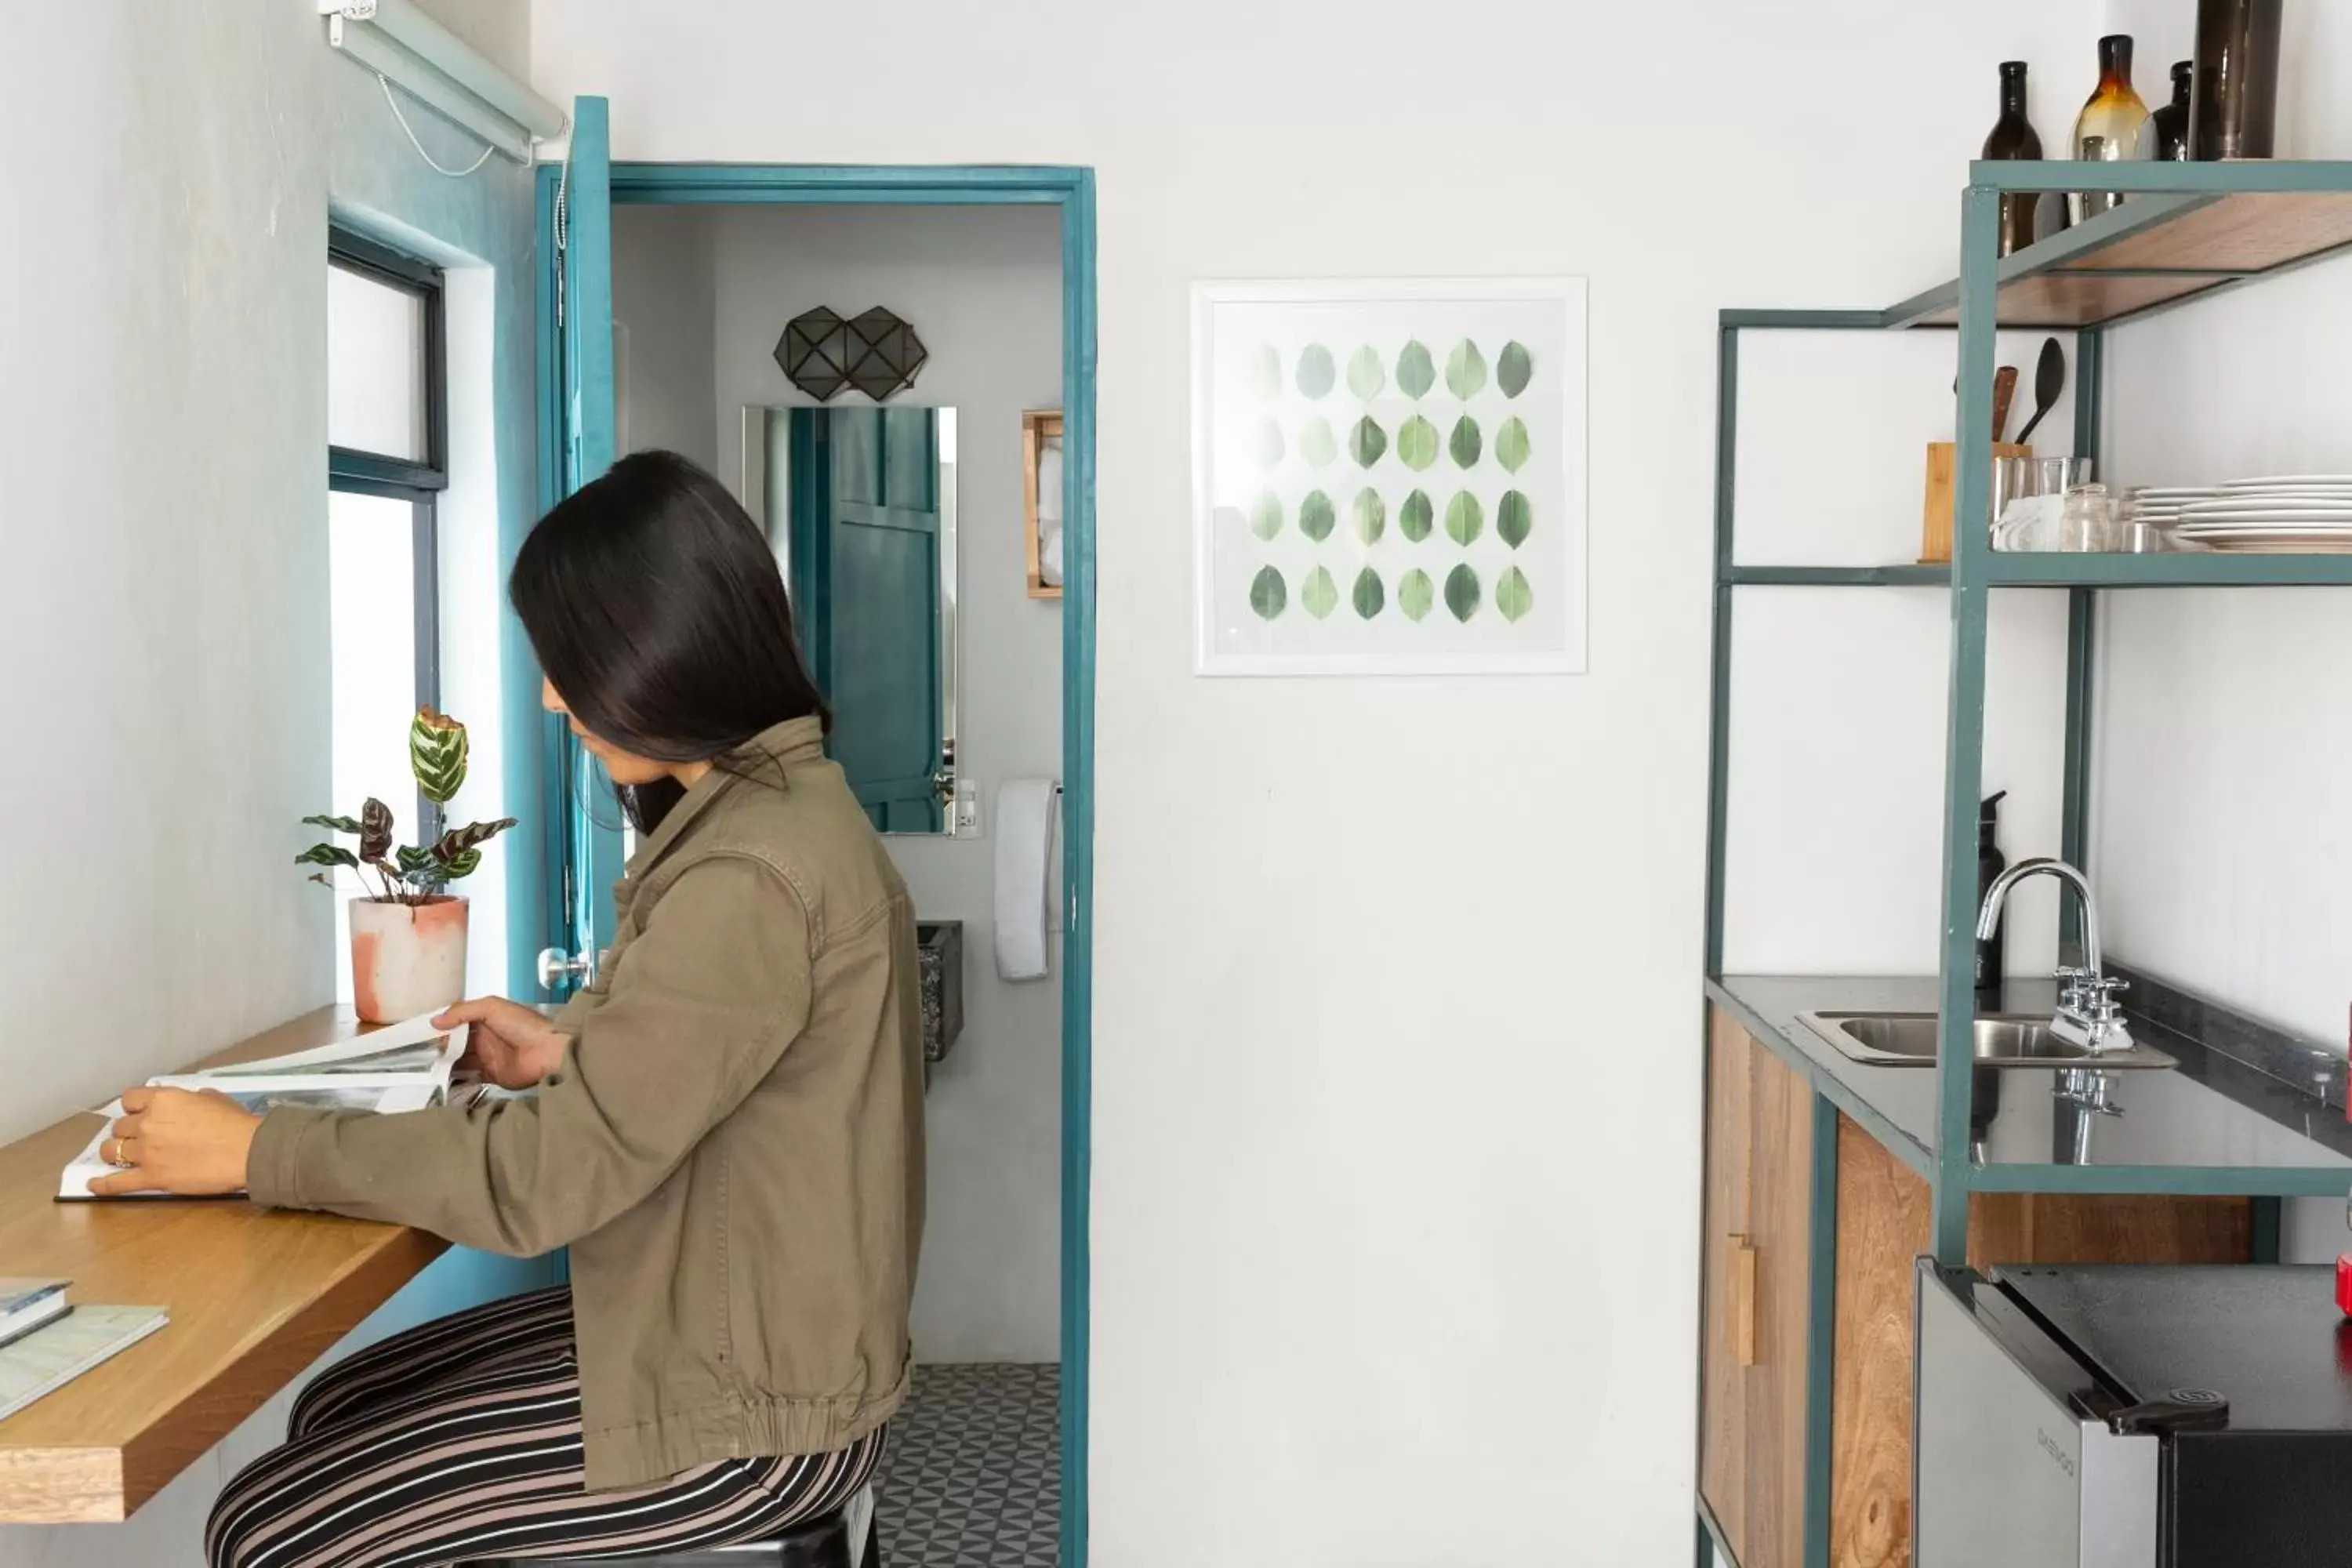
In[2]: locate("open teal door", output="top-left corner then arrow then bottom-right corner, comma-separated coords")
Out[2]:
787,407 -> 946,833
534,96 -> 625,996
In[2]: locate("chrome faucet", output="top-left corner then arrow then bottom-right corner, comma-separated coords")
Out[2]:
1975,856 -> 2134,1054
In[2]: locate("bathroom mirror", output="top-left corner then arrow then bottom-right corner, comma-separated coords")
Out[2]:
741,405 -> 959,835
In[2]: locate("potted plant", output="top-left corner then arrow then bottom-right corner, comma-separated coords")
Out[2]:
298,707 -> 516,1023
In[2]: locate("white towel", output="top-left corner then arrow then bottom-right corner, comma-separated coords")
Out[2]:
993,779 -> 1059,981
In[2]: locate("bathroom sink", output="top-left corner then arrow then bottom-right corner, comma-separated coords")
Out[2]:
1798,1011 -> 2176,1070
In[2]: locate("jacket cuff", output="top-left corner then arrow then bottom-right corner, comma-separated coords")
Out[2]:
246,1108 -> 321,1208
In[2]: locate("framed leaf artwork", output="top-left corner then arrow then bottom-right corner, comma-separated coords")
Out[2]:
1191,278 -> 1587,676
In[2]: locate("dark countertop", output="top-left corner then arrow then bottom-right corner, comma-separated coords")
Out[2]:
1710,974 -> 2352,1189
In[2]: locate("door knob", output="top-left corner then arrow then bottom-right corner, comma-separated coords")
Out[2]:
536,946 -> 598,993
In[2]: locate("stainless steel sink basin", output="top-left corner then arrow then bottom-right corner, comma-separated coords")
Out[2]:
1798,1011 -> 2176,1070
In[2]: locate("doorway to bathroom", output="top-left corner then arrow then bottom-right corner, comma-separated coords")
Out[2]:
535,119 -> 1095,1568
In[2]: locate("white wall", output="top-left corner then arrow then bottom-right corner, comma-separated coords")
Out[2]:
531,5 -> 2101,1561
0,2 -> 549,1561
707,205 -> 1067,1364
2092,1 -> 2352,1264
612,205 -> 718,471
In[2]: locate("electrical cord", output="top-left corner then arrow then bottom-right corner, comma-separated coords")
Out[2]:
376,73 -> 496,178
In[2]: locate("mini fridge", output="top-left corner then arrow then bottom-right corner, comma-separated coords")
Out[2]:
1916,1261 -> 2352,1567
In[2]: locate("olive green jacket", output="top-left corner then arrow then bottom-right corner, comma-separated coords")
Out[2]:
248,717 -> 926,1489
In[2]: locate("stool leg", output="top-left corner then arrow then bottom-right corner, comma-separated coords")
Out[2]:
862,1508 -> 884,1568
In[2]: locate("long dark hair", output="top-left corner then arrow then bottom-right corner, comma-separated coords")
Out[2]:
510,449 -> 830,833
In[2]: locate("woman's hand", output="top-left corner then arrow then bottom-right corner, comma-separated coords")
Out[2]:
435,996 -> 569,1091
87,1087 -> 260,1197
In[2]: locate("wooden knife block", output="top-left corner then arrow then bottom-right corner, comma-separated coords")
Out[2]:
1922,441 -> 2032,564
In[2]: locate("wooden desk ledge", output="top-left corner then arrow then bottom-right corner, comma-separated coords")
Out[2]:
0,1008 -> 448,1523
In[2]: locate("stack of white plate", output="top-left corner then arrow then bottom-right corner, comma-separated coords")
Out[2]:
2121,485 -> 2219,526
2174,476 -> 2352,553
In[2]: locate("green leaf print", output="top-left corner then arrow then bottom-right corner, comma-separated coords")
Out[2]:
1445,490 -> 1483,546
1352,567 -> 1385,619
1250,491 -> 1284,540
1449,416 -> 1482,469
1346,347 -> 1385,400
1253,416 -> 1285,470
1295,343 -> 1336,399
1250,344 -> 1283,401
1396,415 -> 1439,471
1396,339 -> 1436,399
1497,340 -> 1534,397
1399,489 -> 1434,542
1249,565 -> 1287,619
1348,415 -> 1388,468
1298,489 -> 1337,541
1398,568 -> 1436,622
1445,562 -> 1481,622
1445,339 -> 1487,399
1494,416 -> 1530,474
1299,416 -> 1338,468
1495,564 -> 1534,622
1352,488 -> 1386,544
1497,490 -> 1531,548
1301,564 -> 1339,619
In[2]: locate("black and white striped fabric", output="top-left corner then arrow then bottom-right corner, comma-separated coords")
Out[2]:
207,1287 -> 882,1568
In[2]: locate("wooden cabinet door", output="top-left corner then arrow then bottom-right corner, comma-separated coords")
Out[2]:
1701,1009 -> 1815,1568
1743,1034 -> 1814,1568
1697,1009 -> 1753,1555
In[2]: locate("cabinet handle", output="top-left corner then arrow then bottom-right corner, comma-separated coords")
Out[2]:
1729,1236 -> 1759,1367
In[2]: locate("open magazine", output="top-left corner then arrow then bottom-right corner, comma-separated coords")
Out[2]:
57,1013 -> 462,1201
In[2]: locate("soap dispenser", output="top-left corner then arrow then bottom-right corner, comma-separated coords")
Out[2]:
1975,792 -> 2009,999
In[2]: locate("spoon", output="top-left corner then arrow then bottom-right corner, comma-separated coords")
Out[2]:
2013,337 -> 2066,445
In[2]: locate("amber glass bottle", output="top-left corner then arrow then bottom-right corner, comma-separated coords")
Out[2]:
2071,34 -> 2150,221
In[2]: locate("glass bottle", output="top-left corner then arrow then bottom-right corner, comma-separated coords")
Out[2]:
2151,60 -> 2194,161
2070,34 -> 2150,223
1981,61 -> 2043,256
2191,0 -> 2284,161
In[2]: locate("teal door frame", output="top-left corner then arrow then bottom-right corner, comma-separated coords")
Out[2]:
532,154 -> 1098,1567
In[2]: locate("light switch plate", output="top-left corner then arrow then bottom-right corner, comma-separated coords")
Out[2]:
952,780 -> 982,839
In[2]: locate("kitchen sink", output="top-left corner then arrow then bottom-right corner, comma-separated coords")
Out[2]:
1798,1011 -> 2176,1070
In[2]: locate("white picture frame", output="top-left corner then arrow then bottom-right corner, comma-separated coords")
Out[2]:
1192,277 -> 1588,677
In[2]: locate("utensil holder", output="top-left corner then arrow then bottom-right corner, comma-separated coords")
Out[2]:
1922,441 -> 2034,564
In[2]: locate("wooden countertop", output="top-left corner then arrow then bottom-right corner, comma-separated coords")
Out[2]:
0,1008 -> 448,1523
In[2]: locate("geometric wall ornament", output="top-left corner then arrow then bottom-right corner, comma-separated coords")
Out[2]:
775,306 -> 929,403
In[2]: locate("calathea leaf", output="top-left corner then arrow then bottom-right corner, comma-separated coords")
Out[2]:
395,844 -> 439,876
359,797 -> 394,862
433,818 -> 519,871
409,707 -> 470,804
302,813 -> 364,834
296,843 -> 360,869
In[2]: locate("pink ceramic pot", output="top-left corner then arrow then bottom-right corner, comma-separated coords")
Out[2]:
348,896 -> 468,1023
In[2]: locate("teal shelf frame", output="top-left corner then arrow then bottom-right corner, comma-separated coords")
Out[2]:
1700,158 -> 2352,1568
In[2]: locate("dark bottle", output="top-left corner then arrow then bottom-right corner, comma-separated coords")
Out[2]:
2152,60 -> 2194,160
1975,792 -> 2009,998
1982,61 -> 2043,256
2192,0 -> 2284,161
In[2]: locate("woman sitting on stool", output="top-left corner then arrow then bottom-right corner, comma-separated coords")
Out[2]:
94,452 -> 924,1567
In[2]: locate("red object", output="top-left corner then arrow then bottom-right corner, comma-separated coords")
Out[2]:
2338,1255 -> 2352,1319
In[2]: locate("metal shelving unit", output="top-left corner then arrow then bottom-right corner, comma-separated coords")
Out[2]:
1708,156 -> 2352,1258
1699,156 -> 2352,1568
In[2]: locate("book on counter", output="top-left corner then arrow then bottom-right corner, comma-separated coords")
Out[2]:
56,1012 -> 462,1201
0,1279 -> 70,1351
0,1297 -> 169,1424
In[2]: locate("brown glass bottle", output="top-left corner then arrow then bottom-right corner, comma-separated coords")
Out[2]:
2191,0 -> 2283,160
1982,60 -> 2042,256
2151,60 -> 2194,160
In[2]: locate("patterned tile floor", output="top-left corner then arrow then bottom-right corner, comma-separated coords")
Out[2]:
878,1363 -> 1060,1567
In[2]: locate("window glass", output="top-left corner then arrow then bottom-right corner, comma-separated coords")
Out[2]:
328,262 -> 428,459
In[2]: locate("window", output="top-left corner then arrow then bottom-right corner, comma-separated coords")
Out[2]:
327,230 -> 446,996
